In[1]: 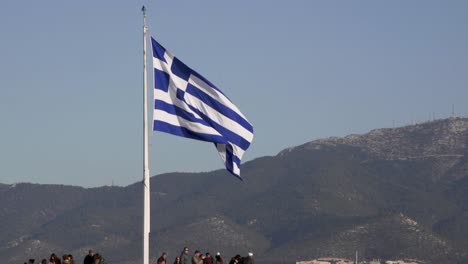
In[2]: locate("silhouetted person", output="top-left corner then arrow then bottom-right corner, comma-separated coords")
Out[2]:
192,250 -> 202,264
180,247 -> 190,264
83,250 -> 94,264
157,252 -> 167,264
65,255 -> 74,264
215,253 -> 224,264
93,253 -> 104,264
241,253 -> 254,264
228,255 -> 241,264
203,252 -> 213,264
51,253 -> 61,264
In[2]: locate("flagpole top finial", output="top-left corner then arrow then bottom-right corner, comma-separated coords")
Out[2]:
142,6 -> 146,15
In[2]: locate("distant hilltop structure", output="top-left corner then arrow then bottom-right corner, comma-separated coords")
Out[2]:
296,258 -> 353,264
296,258 -> 421,264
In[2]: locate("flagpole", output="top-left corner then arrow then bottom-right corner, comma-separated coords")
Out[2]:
142,6 -> 151,264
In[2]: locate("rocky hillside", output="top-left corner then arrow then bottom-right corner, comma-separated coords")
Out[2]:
288,117 -> 468,182
1,118 -> 467,264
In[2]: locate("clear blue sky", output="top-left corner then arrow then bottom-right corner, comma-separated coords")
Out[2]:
1,0 -> 467,187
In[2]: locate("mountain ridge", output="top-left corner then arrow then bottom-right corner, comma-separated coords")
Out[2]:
1,117 -> 468,264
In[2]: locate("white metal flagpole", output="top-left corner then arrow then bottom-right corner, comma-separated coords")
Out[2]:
142,5 -> 151,264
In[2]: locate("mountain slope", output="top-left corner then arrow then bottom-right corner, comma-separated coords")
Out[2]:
1,117 -> 468,264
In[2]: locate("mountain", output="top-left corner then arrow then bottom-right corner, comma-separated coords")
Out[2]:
1,117 -> 468,264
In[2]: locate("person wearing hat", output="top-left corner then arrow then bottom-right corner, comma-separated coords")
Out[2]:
214,252 -> 223,264
242,253 -> 254,264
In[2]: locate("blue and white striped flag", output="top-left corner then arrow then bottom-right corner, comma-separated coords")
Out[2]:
151,37 -> 254,178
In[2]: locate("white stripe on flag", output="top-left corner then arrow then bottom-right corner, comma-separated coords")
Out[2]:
155,55 -> 249,124
151,37 -> 253,177
154,57 -> 253,143
153,58 -> 190,91
183,93 -> 254,142
188,74 -> 248,121
154,109 -> 222,136
155,89 -> 206,124
216,144 -> 241,176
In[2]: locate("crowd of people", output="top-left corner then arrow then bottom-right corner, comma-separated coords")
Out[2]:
23,248 -> 254,264
23,250 -> 105,264
156,247 -> 254,264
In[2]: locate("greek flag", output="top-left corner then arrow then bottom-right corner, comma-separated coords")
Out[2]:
151,37 -> 254,178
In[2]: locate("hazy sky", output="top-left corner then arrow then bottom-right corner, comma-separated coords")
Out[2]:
1,0 -> 467,187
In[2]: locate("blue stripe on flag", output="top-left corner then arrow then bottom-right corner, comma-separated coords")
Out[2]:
186,83 -> 253,132
170,56 -> 191,81
155,100 -> 210,127
230,153 -> 241,169
225,152 -> 234,174
215,143 -> 242,178
226,146 -> 242,179
226,146 -> 241,169
188,106 -> 251,151
154,69 -> 170,92
154,120 -> 227,144
176,89 -> 185,101
151,36 -> 253,178
171,56 -> 227,96
151,38 -> 167,63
